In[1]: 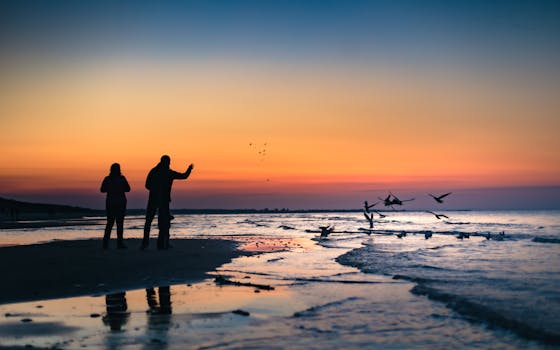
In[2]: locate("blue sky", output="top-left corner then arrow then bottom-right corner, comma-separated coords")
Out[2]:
2,0 -> 559,64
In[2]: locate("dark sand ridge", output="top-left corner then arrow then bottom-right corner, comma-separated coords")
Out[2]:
0,238 -> 243,305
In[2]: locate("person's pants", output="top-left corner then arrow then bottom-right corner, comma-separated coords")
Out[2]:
103,204 -> 125,248
142,200 -> 170,249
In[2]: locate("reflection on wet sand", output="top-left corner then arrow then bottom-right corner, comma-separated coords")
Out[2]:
103,292 -> 130,331
145,286 -> 172,349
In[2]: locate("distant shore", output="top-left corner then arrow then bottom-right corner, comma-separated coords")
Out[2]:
0,238 -> 243,305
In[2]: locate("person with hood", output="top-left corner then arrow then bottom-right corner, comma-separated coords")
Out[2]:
100,163 -> 130,249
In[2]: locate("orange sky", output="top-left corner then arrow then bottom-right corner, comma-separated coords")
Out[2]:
1,58 -> 559,208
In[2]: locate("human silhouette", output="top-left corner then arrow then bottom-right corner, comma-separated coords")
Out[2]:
102,292 -> 130,331
100,163 -> 130,249
141,155 -> 194,250
144,286 -> 172,349
146,286 -> 172,315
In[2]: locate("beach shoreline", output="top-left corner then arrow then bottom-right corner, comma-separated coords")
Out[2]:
0,238 -> 244,305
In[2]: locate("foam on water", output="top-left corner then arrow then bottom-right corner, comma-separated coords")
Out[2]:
336,212 -> 560,344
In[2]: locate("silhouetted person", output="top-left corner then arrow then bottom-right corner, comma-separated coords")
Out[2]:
144,286 -> 172,349
141,155 -> 194,250
102,292 -> 130,331
101,163 -> 130,249
146,286 -> 172,315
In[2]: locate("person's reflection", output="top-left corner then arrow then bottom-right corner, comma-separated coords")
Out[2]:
144,286 -> 172,348
102,292 -> 130,331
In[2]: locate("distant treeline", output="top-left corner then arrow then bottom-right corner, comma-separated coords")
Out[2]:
0,197 -> 102,221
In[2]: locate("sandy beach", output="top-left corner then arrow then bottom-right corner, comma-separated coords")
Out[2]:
0,211 -> 558,349
0,238 -> 243,305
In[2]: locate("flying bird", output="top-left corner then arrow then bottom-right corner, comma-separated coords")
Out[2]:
378,193 -> 414,209
363,200 -> 379,213
389,193 -> 415,206
426,211 -> 449,220
379,194 -> 393,207
373,210 -> 387,219
363,211 -> 374,229
428,192 -> 452,204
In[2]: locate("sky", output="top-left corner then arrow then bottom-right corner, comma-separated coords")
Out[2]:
1,0 -> 559,210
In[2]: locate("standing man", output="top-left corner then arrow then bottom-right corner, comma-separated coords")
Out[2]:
141,155 -> 194,250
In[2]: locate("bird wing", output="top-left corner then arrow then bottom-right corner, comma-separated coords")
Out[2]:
438,192 -> 452,199
402,198 -> 415,202
441,214 -> 449,219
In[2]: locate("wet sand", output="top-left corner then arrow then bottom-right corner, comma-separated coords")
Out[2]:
0,238 -> 243,305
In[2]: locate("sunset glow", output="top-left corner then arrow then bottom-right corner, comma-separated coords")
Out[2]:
1,1 -> 559,209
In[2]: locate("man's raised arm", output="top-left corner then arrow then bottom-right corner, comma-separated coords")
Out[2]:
171,163 -> 194,180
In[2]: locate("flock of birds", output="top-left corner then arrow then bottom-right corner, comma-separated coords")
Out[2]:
248,142 -> 269,162
319,191 -> 506,241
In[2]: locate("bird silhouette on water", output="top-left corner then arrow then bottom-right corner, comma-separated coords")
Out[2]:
319,225 -> 335,239
426,211 -> 449,220
363,211 -> 374,230
373,210 -> 387,218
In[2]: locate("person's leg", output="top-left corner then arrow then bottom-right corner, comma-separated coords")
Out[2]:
158,286 -> 172,314
142,200 -> 157,248
116,214 -> 126,248
157,202 -> 170,249
103,215 -> 115,249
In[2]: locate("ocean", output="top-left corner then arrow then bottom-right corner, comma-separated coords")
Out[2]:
0,210 -> 559,349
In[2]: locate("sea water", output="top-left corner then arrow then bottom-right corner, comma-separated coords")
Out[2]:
0,210 -> 558,349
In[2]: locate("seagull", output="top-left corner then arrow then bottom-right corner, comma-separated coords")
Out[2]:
457,232 -> 470,239
428,192 -> 452,203
389,193 -> 415,206
319,225 -> 334,239
396,232 -> 407,239
378,194 -> 393,207
378,193 -> 414,209
363,211 -> 374,229
426,211 -> 449,220
424,232 -> 433,239
363,200 -> 379,213
373,210 -> 387,218
494,231 -> 505,241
